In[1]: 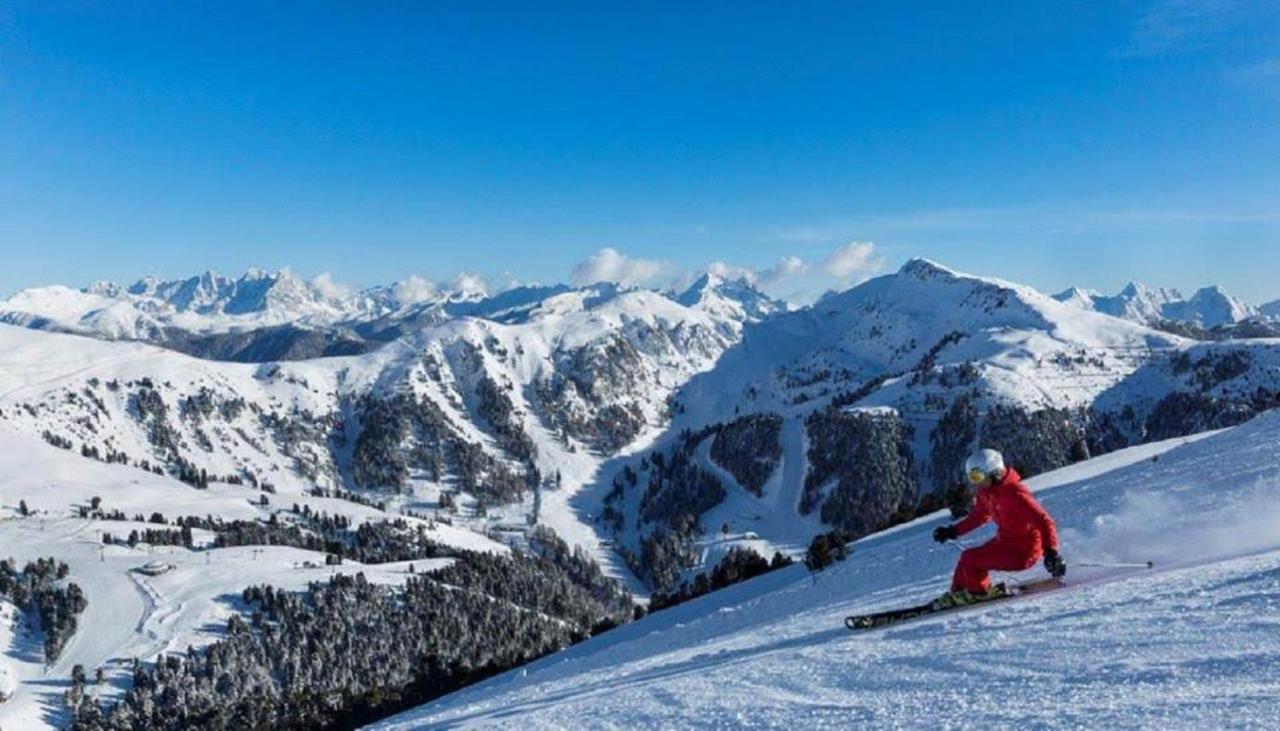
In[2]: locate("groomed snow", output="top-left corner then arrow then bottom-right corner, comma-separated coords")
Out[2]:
374,412 -> 1280,729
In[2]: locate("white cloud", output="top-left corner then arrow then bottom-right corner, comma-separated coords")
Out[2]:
309,272 -> 352,301
570,248 -> 669,287
691,243 -> 884,306
707,261 -> 760,284
391,275 -> 439,305
451,272 -> 489,297
820,242 -> 884,282
702,257 -> 811,286
762,256 -> 809,283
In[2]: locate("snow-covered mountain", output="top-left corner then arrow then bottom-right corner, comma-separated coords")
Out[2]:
0,267 -> 504,346
0,269 -> 786,364
1163,286 -> 1259,327
3,258 -> 1280,728
376,410 -> 1280,729
592,259 -> 1280,592
0,282 -> 737,488
6,269 -> 357,338
0,274 -> 762,595
3,259 -> 1279,598
1053,281 -> 1260,328
674,271 -> 787,325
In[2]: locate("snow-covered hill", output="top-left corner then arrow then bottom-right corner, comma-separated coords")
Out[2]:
1053,281 -> 1261,328
375,410 -> 1280,729
675,272 -> 788,324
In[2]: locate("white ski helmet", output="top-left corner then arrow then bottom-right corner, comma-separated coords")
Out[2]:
964,449 -> 1005,481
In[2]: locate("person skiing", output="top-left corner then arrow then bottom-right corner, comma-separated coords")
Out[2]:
931,448 -> 1066,609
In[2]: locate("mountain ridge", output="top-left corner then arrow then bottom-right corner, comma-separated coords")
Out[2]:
1053,280 -> 1261,328
2,260 -> 1279,598
0,267 -> 787,361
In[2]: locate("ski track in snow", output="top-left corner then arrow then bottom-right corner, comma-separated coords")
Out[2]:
694,418 -> 823,566
375,412 -> 1280,730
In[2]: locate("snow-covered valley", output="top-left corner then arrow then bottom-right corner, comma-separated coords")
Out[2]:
0,430 -> 497,729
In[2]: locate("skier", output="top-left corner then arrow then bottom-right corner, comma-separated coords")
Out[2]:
931,448 -> 1066,609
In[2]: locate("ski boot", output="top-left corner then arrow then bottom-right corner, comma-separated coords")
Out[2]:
930,584 -> 1007,611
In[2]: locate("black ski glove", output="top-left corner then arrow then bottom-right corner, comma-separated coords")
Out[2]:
1044,548 -> 1066,578
933,525 -> 958,544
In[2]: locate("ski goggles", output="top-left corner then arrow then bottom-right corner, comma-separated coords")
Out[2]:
966,468 -> 988,485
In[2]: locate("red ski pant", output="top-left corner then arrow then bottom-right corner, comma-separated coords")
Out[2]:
952,538 -> 1040,593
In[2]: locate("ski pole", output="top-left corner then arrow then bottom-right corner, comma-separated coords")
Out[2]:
1072,560 -> 1155,570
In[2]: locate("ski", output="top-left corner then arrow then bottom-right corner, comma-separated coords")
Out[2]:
844,577 -> 1065,631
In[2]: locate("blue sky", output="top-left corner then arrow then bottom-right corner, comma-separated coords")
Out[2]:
1,1 -> 1278,303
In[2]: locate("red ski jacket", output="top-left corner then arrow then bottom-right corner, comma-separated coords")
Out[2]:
953,467 -> 1059,554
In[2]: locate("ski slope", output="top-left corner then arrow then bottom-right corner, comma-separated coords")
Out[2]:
375,411 -> 1280,729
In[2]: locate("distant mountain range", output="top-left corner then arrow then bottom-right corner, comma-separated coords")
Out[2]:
0,269 -> 783,362
1052,281 -> 1264,329
2,267 -> 1273,364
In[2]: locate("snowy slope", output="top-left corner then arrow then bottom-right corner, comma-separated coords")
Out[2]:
376,410 -> 1280,729
0,324 -> 357,494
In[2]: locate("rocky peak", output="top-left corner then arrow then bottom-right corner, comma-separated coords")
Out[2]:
676,271 -> 784,322
897,258 -> 959,282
